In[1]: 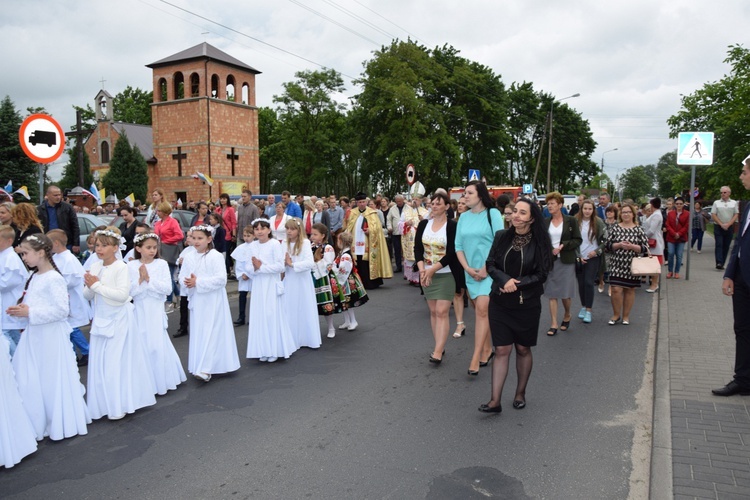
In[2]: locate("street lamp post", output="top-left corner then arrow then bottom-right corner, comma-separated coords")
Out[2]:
601,148 -> 618,171
546,93 -> 580,194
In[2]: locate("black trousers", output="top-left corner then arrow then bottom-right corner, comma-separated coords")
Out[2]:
576,256 -> 600,309
391,235 -> 403,271
732,265 -> 750,387
238,291 -> 248,321
356,255 -> 383,289
179,296 -> 189,334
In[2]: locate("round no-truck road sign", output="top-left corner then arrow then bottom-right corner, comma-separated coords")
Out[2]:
19,114 -> 65,164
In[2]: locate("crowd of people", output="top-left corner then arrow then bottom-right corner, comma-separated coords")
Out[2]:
1,178 -> 744,468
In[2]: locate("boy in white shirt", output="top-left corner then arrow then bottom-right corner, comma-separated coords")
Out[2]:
48,229 -> 91,366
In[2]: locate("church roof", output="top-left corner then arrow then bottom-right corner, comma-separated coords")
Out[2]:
112,123 -> 153,160
146,42 -> 261,74
84,122 -> 153,160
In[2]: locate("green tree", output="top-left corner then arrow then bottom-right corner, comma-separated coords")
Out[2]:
272,69 -> 346,194
619,164 -> 657,202
0,96 -> 40,202
258,106 -> 283,194
667,45 -> 750,199
102,133 -> 148,201
114,86 -> 153,125
353,40 -> 464,195
58,141 -> 93,192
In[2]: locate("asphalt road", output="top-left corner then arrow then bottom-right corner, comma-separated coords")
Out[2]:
1,276 -> 653,499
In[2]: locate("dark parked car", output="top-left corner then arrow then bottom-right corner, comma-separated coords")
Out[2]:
76,213 -> 109,251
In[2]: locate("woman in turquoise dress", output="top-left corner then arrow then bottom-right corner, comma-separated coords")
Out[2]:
455,181 -> 504,376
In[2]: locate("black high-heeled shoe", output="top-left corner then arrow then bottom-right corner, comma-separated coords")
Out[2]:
479,351 -> 495,367
429,350 -> 445,364
468,369 -> 479,376
478,403 -> 502,413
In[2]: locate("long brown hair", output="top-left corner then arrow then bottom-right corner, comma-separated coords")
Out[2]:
11,203 -> 43,232
575,199 -> 601,241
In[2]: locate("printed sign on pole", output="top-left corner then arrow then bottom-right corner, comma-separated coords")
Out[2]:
522,184 -> 533,194
19,114 -> 65,164
677,132 -> 714,166
468,169 -> 480,182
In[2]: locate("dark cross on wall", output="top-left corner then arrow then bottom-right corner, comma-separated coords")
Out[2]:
227,148 -> 239,176
172,147 -> 187,177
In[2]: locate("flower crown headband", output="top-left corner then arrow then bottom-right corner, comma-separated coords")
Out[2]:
133,232 -> 160,245
251,217 -> 270,227
189,224 -> 215,235
95,229 -> 127,251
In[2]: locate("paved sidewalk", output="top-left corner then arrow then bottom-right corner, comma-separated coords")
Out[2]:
652,235 -> 750,499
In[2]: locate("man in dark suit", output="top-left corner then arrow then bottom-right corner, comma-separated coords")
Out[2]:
713,157 -> 750,396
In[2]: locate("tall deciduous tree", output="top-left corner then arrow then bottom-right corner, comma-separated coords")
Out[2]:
258,106 -> 283,194
0,96 -> 40,201
272,69 -> 346,194
102,133 -> 148,201
114,86 -> 153,125
620,164 -> 657,202
667,45 -> 750,199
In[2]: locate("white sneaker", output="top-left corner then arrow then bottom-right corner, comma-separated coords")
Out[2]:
338,322 -> 350,330
697,250 -> 702,254
195,372 -> 211,382
327,329 -> 336,338
347,321 -> 358,331
267,357 -> 278,363
259,356 -> 268,362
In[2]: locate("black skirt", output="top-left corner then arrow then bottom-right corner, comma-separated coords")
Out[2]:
488,293 -> 542,347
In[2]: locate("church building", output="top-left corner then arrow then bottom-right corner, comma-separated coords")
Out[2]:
84,42 -> 261,205
146,42 -> 261,203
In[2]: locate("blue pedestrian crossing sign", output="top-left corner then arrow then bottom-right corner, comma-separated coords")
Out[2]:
523,184 -> 533,194
677,132 -> 714,166
468,169 -> 480,182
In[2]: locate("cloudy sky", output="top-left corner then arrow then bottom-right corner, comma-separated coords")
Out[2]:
2,0 -> 747,183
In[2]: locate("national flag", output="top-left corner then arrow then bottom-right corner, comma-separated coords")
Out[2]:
88,183 -> 101,203
125,193 -> 135,206
4,180 -> 12,193
114,193 -> 119,205
176,197 -> 183,207
12,186 -> 30,200
0,188 -> 10,199
196,172 -> 214,186
98,188 -> 106,204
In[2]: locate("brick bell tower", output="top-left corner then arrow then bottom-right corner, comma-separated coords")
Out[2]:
146,42 -> 261,203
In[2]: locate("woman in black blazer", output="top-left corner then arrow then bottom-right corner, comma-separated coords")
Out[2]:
414,192 -> 463,364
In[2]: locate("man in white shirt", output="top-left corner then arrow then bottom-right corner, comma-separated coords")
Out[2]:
386,195 -> 406,272
711,186 -> 740,270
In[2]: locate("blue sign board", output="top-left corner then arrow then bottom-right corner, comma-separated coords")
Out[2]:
468,169 -> 480,182
522,184 -> 533,194
677,132 -> 714,166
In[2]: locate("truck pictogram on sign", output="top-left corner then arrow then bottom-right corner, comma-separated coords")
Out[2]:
28,130 -> 57,147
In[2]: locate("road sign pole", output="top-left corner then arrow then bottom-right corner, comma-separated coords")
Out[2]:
37,163 -> 45,204
686,164 -> 696,281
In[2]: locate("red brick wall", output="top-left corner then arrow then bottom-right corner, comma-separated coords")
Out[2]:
149,59 -> 259,202
85,121 -> 121,180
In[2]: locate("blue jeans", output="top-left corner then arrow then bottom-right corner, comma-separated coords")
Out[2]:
70,327 -> 89,356
714,225 -> 734,267
691,228 -> 705,251
667,241 -> 685,274
2,329 -> 22,357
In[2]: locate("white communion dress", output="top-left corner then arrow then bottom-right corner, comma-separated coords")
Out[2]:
128,258 -> 187,394
11,270 -> 90,440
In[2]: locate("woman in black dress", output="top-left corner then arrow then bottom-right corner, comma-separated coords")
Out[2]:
479,199 -> 553,413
